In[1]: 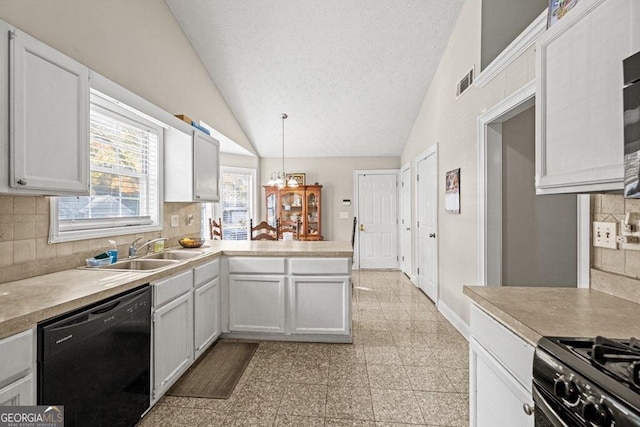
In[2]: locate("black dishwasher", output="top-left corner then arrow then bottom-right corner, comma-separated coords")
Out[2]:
38,285 -> 151,427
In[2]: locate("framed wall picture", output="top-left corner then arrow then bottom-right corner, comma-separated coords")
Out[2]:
286,173 -> 306,186
547,0 -> 579,28
445,168 -> 460,214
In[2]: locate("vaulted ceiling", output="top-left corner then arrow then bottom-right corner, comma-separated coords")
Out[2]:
165,0 -> 465,158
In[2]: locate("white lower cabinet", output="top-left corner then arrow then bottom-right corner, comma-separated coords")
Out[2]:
228,274 -> 286,333
152,270 -> 194,402
289,276 -> 350,335
469,304 -> 534,427
193,259 -> 221,359
471,339 -> 533,427
0,329 -> 35,406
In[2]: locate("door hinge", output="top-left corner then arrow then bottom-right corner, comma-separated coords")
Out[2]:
402,256 -> 405,261
417,174 -> 419,181
417,221 -> 420,227
8,30 -> 15,40
396,256 -> 399,261
402,181 -> 404,187
417,267 -> 420,274
402,219 -> 404,225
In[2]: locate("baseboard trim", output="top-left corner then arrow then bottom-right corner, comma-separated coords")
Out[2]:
438,300 -> 470,341
221,332 -> 353,343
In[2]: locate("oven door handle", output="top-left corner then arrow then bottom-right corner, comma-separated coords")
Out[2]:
532,385 -> 570,427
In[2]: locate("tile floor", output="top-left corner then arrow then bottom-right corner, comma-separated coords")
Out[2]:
138,270 -> 469,426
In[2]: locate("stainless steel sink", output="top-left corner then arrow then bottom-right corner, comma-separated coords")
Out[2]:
143,250 -> 205,260
99,258 -> 180,271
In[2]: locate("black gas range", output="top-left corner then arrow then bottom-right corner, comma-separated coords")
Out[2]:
533,336 -> 640,426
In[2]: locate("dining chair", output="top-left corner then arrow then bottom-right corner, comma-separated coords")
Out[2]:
209,217 -> 222,240
279,218 -> 300,240
250,219 -> 278,240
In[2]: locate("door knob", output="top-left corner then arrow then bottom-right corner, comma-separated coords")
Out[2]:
359,224 -> 365,232
429,233 -> 436,238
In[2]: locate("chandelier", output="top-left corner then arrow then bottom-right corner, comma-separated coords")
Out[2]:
267,113 -> 298,188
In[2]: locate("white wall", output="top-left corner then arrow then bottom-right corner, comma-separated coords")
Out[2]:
501,107 -> 577,287
260,156 -> 400,241
401,0 -> 536,325
0,0 -> 256,156
480,0 -> 547,70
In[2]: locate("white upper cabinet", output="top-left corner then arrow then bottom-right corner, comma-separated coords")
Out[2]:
5,24 -> 89,195
165,127 -> 220,202
536,0 -> 636,194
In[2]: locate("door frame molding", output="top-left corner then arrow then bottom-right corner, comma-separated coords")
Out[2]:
413,144 -> 438,303
352,169 -> 400,270
477,80 -> 590,287
400,162 -> 413,280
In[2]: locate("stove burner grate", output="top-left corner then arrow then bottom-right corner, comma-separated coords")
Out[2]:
591,336 -> 640,390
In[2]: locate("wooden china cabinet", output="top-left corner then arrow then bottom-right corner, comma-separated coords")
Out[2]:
264,185 -> 322,240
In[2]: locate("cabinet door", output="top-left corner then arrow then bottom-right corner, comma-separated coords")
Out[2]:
193,131 -> 219,202
153,291 -> 193,401
470,339 -> 534,427
9,28 -> 89,195
228,275 -> 286,333
536,0 -> 632,194
0,374 -> 34,406
289,276 -> 350,335
194,277 -> 220,359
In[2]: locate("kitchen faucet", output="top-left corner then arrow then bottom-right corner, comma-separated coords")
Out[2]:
129,237 -> 169,258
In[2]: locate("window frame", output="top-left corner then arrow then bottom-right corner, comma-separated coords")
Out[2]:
49,90 -> 164,243
203,166 -> 256,241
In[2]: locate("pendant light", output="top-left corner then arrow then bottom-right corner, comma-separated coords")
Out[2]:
268,113 -> 298,188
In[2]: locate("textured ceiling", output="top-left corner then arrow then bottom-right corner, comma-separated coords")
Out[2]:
165,0 -> 465,158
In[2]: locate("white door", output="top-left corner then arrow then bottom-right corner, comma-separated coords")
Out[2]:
356,172 -> 398,269
400,165 -> 412,278
416,147 -> 438,303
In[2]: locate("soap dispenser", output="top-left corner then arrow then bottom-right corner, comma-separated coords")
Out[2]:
107,240 -> 118,263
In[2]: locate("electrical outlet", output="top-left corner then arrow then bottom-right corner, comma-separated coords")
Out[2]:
170,215 -> 179,227
617,235 -> 639,244
593,221 -> 617,249
339,212 -> 348,219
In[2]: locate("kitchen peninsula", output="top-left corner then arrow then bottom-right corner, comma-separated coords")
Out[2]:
0,240 -> 354,341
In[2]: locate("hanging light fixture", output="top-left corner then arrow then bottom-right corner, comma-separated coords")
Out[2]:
268,113 -> 298,188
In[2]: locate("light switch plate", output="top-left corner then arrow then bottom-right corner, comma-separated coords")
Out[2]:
339,212 -> 348,219
170,215 -> 179,227
593,221 -> 617,249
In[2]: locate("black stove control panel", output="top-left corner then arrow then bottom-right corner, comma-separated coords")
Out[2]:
533,339 -> 640,427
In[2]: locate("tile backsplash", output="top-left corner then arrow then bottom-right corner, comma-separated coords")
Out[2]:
0,195 -> 202,284
591,194 -> 640,303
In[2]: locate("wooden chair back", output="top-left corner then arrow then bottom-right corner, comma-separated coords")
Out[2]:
209,217 -> 222,240
250,219 -> 278,240
279,218 -> 300,240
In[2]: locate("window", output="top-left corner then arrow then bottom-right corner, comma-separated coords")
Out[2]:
49,92 -> 162,242
202,167 -> 255,241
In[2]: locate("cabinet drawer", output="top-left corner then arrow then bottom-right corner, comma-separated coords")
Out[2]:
194,258 -> 219,287
0,374 -> 34,406
470,304 -> 534,388
228,257 -> 286,274
0,330 -> 32,384
289,258 -> 351,275
154,269 -> 193,307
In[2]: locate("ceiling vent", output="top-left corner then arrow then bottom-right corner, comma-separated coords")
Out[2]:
456,68 -> 474,98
